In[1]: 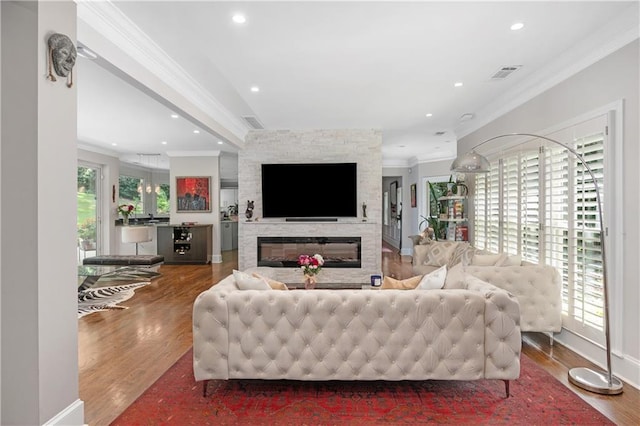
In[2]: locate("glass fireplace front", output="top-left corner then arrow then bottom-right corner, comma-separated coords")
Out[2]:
257,236 -> 361,268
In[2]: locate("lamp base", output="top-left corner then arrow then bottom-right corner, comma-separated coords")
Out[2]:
568,367 -> 623,395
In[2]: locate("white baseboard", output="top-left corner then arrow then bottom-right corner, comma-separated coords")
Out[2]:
44,399 -> 84,425
211,254 -> 223,263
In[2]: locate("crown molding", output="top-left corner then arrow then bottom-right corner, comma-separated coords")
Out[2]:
77,142 -> 120,158
77,1 -> 250,142
166,150 -> 221,157
456,4 -> 639,139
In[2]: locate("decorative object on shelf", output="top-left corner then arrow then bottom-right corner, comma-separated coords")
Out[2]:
176,176 -> 211,212
298,254 -> 324,290
245,200 -> 254,221
46,33 -> 76,88
117,204 -> 134,225
451,132 -> 622,396
362,202 -> 367,221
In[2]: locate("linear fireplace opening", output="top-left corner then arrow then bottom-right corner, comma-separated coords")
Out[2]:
257,237 -> 362,268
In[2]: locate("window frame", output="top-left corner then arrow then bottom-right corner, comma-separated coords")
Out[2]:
471,105 -> 623,351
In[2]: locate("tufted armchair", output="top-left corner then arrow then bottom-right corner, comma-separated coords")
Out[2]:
462,265 -> 562,335
193,272 -> 522,397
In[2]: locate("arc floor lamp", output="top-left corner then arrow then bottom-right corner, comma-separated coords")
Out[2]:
451,133 -> 623,395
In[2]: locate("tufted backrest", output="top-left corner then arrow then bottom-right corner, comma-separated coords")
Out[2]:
193,274 -> 522,382
465,265 -> 562,333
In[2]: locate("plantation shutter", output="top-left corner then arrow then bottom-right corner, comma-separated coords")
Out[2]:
520,151 -> 541,263
486,162 -> 500,254
474,173 -> 488,250
502,156 -> 520,255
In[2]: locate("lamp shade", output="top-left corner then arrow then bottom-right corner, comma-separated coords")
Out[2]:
121,226 -> 151,244
450,150 -> 490,173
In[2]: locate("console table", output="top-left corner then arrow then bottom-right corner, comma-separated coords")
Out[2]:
157,224 -> 213,264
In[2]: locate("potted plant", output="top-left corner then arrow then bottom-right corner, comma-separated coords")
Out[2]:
78,218 -> 97,250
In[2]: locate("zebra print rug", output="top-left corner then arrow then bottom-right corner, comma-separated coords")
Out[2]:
78,282 -> 149,318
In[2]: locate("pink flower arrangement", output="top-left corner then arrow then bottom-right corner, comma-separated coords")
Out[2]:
298,254 -> 325,276
117,204 -> 135,217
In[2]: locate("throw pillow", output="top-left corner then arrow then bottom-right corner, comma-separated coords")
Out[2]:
423,241 -> 456,267
416,265 -> 447,290
443,263 -> 466,289
381,275 -> 423,289
233,270 -> 271,290
252,272 -> 289,290
470,253 -> 507,266
448,243 -> 477,268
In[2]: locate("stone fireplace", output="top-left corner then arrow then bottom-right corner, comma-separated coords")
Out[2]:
257,236 -> 361,268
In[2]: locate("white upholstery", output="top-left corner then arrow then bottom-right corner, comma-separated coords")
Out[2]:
463,265 -> 562,333
413,242 -> 562,334
192,274 -> 521,383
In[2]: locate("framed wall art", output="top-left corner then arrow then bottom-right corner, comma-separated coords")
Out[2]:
176,176 -> 211,212
410,183 -> 417,208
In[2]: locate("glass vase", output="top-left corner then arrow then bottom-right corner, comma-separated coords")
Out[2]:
123,215 -> 129,226
304,275 -> 317,290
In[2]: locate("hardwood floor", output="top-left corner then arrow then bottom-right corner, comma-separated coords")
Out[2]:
78,247 -> 639,425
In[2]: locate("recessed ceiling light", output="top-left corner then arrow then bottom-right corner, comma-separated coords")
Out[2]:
161,141 -> 168,145
218,141 -> 224,145
193,130 -> 200,134
426,113 -> 433,118
170,114 -> 179,119
232,14 -> 246,24
111,143 -> 117,146
250,86 -> 260,93
454,82 -> 463,87
510,22 -> 525,31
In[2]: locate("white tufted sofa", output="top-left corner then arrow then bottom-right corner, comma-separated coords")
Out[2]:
193,273 -> 522,396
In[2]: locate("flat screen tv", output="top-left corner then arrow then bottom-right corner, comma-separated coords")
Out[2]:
261,163 -> 357,218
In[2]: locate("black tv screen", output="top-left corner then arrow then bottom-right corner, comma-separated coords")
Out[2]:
261,163 -> 357,218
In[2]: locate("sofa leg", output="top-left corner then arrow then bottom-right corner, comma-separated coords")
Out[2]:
503,380 -> 510,398
203,380 -> 209,398
549,332 -> 555,347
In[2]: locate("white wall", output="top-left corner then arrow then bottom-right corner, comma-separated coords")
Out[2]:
2,1 -> 83,424
169,154 -> 221,262
459,39 -> 639,387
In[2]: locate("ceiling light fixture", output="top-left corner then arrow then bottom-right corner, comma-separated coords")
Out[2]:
111,143 -> 117,146
218,141 -> 224,145
161,141 -> 168,145
170,114 -> 179,118
232,14 -> 246,24
250,86 -> 260,93
454,82 -> 463,87
510,22 -> 525,31
193,130 -> 200,134
426,113 -> 433,117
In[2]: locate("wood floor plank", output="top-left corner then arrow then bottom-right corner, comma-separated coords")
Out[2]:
78,247 -> 639,425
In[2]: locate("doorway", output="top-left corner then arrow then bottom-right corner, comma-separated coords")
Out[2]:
77,163 -> 102,264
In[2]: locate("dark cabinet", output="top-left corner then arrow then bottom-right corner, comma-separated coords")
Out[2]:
157,224 -> 213,264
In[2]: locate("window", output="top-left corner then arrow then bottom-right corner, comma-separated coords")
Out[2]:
118,175 -> 144,215
473,115 -> 608,343
156,183 -> 170,215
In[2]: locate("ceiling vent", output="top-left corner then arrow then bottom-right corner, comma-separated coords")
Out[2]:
491,65 -> 522,80
242,115 -> 265,130
459,113 -> 475,122
434,131 -> 446,136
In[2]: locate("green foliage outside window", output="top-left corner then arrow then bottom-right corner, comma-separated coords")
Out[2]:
119,175 -> 144,214
156,183 -> 170,215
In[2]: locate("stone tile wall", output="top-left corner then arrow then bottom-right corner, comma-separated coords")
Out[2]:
238,129 -> 382,283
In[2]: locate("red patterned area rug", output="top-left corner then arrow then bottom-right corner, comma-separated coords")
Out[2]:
113,349 -> 612,425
